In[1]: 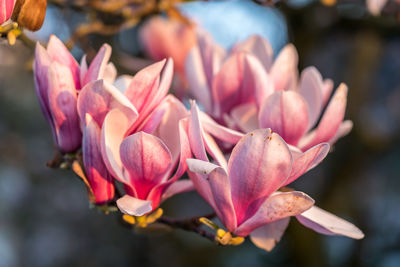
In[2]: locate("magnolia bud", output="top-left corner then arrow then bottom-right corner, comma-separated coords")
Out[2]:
11,0 -> 46,31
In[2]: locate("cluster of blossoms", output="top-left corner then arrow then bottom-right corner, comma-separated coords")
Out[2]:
34,31 -> 363,251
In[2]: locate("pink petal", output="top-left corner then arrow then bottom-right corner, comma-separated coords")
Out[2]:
300,83 -> 348,151
116,195 -> 153,216
33,43 -> 54,135
235,191 -> 314,236
329,120 -> 353,146
322,79 -> 334,106
77,79 -> 137,128
259,91 -> 309,146
101,109 -> 138,184
151,96 -> 188,167
284,143 -> 330,186
211,52 -> 255,117
161,179 -> 194,202
249,218 -> 290,252
82,114 -> 114,204
83,44 -> 112,85
188,101 -> 208,161
186,159 -> 218,210
208,167 -> 237,232
47,35 -> 81,89
228,129 -> 293,225
298,67 -> 324,129
47,61 -> 81,153
120,132 -> 172,199
229,103 -> 259,133
185,46 -> 213,112
199,111 -> 244,144
128,58 -> 174,131
367,0 -> 388,15
103,63 -> 117,84
232,35 -> 274,71
270,44 -> 298,92
296,206 -> 364,239
0,0 -> 15,24
196,30 -> 226,89
79,55 -> 88,87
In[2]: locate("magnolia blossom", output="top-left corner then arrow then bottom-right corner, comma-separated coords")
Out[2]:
33,35 -> 116,153
78,55 -> 192,213
186,102 -> 363,251
185,33 -> 352,151
0,0 -> 15,25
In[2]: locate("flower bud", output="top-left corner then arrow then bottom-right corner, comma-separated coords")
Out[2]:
11,0 -> 46,31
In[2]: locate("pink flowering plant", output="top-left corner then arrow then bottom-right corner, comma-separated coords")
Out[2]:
32,29 -> 363,252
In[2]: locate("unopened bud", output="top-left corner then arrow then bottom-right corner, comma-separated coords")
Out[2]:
11,0 -> 47,31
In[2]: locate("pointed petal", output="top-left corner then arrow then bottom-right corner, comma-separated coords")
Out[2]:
329,120 -> 353,146
47,61 -> 81,153
161,179 -> 194,202
47,35 -> 81,89
185,46 -> 213,112
211,52 -> 256,117
259,91 -> 309,146
270,44 -> 298,92
103,62 -> 117,84
296,206 -> 364,239
228,129 -> 293,225
186,158 -> 220,175
188,101 -> 208,161
83,44 -> 112,85
230,103 -> 259,133
79,55 -> 88,87
82,114 -> 114,204
116,195 -> 153,216
249,218 -> 290,252
284,143 -> 330,186
120,132 -> 172,199
129,58 -> 174,130
300,84 -> 348,151
232,35 -> 274,71
322,79 -> 334,106
298,67 -> 324,129
101,109 -> 138,183
235,191 -> 314,236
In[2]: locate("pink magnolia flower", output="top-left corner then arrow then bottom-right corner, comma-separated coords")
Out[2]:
0,0 -> 15,25
34,35 -> 116,153
185,33 -> 352,151
77,58 -> 192,214
186,102 -> 363,251
140,16 -> 197,78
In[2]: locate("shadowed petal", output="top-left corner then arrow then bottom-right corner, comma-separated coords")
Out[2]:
249,218 -> 290,252
47,62 -> 81,153
116,195 -> 153,216
230,103 -> 258,133
259,91 -> 309,146
228,129 -> 293,225
284,143 -> 330,186
296,206 -> 364,239
235,191 -> 313,236
83,114 -> 114,204
161,180 -> 194,202
298,67 -> 324,129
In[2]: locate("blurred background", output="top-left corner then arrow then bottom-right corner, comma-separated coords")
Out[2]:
0,0 -> 399,266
